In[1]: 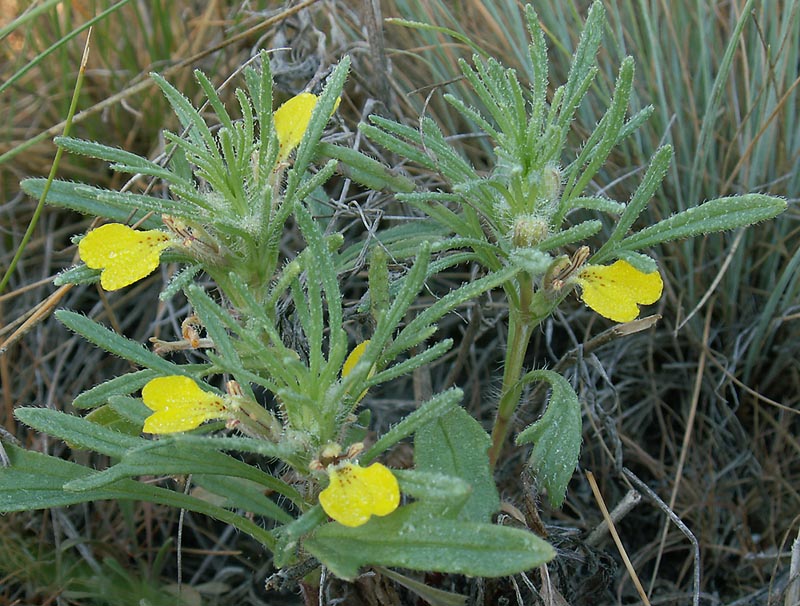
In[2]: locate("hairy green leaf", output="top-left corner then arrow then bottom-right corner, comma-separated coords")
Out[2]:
304,504 -> 554,580
516,370 -> 582,508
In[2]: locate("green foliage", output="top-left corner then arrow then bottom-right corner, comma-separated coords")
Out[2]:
515,371 -> 583,508
415,407 -> 500,522
3,1 -> 790,598
304,504 -> 554,581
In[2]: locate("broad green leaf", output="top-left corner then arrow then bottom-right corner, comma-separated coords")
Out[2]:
515,370 -> 582,508
304,504 -> 554,580
0,444 -> 276,550
393,469 -> 470,505
618,194 -> 787,252
192,475 -> 292,523
414,407 -> 499,522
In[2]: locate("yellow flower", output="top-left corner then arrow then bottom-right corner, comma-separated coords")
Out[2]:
79,223 -> 170,291
342,340 -> 373,402
318,462 -> 400,527
574,259 -> 663,322
273,92 -> 340,163
141,376 -> 229,434
274,92 -> 318,162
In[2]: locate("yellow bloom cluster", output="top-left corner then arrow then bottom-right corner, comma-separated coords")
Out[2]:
79,92 -> 334,291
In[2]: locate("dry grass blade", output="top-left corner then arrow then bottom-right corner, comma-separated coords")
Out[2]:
585,470 -> 651,606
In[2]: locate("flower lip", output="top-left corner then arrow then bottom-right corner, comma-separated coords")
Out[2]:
78,223 -> 171,291
141,375 -> 229,434
318,461 -> 400,528
273,92 -> 341,164
573,259 -> 663,323
273,92 -> 318,163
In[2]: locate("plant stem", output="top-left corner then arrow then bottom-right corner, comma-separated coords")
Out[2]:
488,304 -> 535,468
488,273 -> 541,468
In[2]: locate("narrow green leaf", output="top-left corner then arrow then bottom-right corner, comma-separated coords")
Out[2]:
56,310 -> 187,376
151,72 -> 219,155
389,264 -> 519,357
64,439 -> 301,509
515,370 -> 582,508
366,339 -> 453,388
368,245 -> 391,324
73,369 -> 159,409
192,474 -> 292,523
563,57 -> 635,204
558,1 -> 604,129
415,407 -> 499,522
568,197 -> 626,215
537,220 -> 603,252
304,504 -> 554,580
361,119 -> 438,171
615,250 -> 658,274
593,145 -> 673,262
74,184 -> 200,219
317,143 -> 415,193
289,57 -> 350,181
159,263 -> 202,301
15,407 -> 142,458
84,405 -> 143,438
272,505 -> 328,569
185,285 -> 245,373
293,203 -> 345,363
361,388 -> 463,464
21,179 -> 161,228
107,395 -> 151,426
53,263 -> 100,286
376,567 -> 467,606
54,136 -> 180,184
618,194 -> 787,252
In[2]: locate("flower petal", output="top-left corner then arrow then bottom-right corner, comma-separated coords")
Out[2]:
141,376 -> 227,434
274,92 -> 318,162
576,260 -> 663,322
78,223 -> 170,290
342,340 -> 372,401
319,462 -> 400,527
342,340 -> 369,377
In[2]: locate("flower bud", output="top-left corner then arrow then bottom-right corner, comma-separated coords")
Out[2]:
542,164 -> 562,203
512,214 -> 549,248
